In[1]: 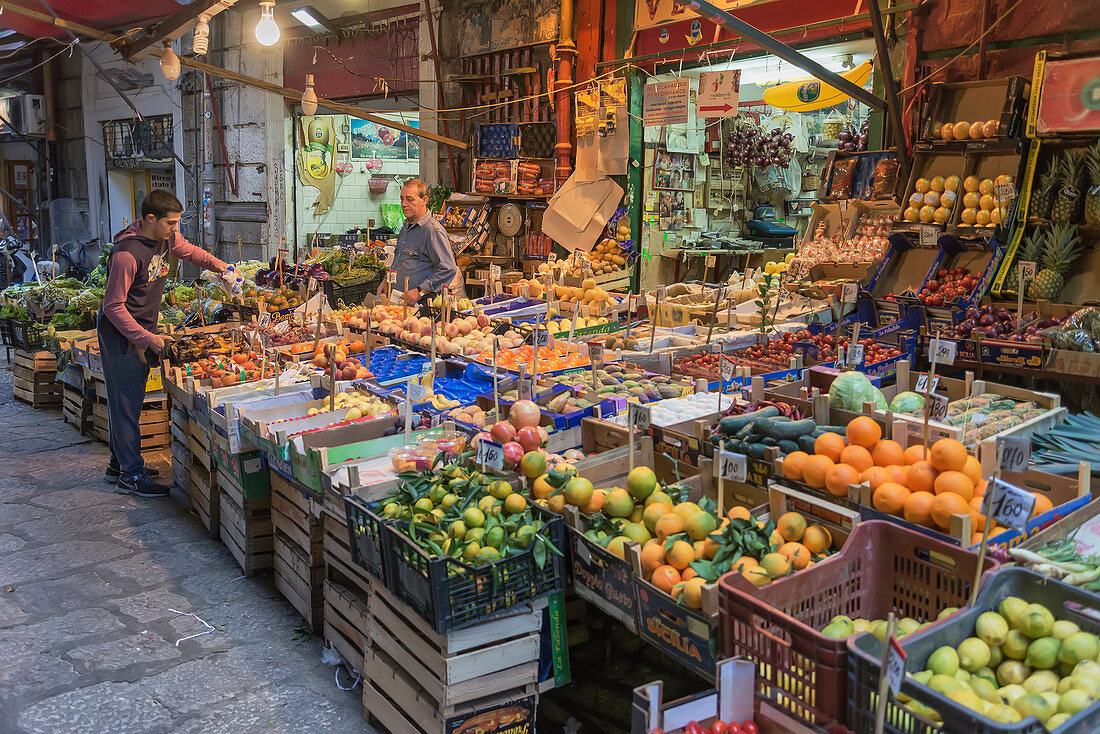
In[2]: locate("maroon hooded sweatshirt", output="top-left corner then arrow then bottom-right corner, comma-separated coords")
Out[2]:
100,222 -> 222,348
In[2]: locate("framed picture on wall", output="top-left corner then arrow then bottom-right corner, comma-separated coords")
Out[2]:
12,164 -> 29,187
350,118 -> 408,160
653,148 -> 694,191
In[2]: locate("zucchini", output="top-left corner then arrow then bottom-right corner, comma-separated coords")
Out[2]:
747,443 -> 768,459
755,417 -> 818,440
811,425 -> 847,437
760,437 -> 778,446
734,424 -> 755,440
716,406 -> 780,436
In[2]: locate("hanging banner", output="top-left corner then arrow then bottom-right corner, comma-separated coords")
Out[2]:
698,69 -> 741,118
761,59 -> 873,112
635,0 -> 758,31
643,79 -> 690,127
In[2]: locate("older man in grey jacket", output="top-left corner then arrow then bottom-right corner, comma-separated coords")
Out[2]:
385,178 -> 462,305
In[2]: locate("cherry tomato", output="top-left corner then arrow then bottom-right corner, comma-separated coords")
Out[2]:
686,723 -> 707,734
740,722 -> 760,734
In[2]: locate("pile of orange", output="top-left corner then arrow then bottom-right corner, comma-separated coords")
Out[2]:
782,416 -> 1053,543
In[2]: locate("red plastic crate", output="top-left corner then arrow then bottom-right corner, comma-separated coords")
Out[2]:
716,520 -> 1000,730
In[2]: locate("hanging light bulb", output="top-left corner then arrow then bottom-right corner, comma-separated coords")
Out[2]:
255,1 -> 280,46
160,42 -> 181,81
193,13 -> 210,56
301,74 -> 318,116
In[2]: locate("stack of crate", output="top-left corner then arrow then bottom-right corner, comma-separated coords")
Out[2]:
59,364 -> 91,430
188,415 -> 219,538
320,493 -> 372,677
270,473 -> 325,632
87,372 -> 171,454
169,400 -> 191,493
11,349 -> 62,409
213,439 -> 273,576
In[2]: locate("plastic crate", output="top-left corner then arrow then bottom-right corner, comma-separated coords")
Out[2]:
847,568 -> 1100,734
477,123 -> 519,159
717,520 -> 1001,730
342,494 -> 391,583
322,272 -> 385,309
0,317 -> 14,347
10,320 -> 46,351
518,122 -> 556,159
385,503 -> 566,634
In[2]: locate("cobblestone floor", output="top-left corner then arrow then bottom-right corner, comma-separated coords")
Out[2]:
0,362 -> 375,734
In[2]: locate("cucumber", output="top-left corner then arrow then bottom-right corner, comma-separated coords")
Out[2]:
755,417 -> 818,440
734,424 -> 755,440
716,406 -> 780,436
778,440 -> 798,454
747,443 -> 768,459
760,437 -> 778,446
811,425 -> 848,437
798,434 -> 817,453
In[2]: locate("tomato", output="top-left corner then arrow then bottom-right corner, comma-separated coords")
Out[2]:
686,722 -> 707,734
740,722 -> 759,734
649,729 -> 665,734
710,722 -> 729,734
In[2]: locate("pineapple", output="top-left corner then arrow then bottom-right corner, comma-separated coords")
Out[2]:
1085,139 -> 1100,225
1028,224 -> 1080,302
1006,229 -> 1045,293
1031,161 -> 1059,220
1051,151 -> 1086,225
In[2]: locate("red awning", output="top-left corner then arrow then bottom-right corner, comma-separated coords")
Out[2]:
0,0 -> 185,40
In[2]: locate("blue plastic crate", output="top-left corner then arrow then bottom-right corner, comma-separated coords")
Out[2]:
477,123 -> 519,158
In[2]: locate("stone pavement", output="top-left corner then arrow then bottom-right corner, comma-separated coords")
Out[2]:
0,364 -> 377,734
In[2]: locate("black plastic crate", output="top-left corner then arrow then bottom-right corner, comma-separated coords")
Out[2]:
343,494 -> 391,584
0,317 -> 14,347
11,320 -> 45,351
386,503 -> 567,633
848,568 -> 1100,734
518,122 -> 556,159
322,273 -> 385,309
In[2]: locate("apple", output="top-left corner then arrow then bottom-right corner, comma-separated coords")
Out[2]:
502,441 -> 524,468
489,421 -> 517,444
516,426 -> 541,452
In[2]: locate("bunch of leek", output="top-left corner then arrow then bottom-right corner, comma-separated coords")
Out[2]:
1009,538 -> 1100,591
1031,413 -> 1100,475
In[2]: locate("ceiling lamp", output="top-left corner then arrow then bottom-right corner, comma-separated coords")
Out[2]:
193,13 -> 210,55
160,42 -> 181,81
291,6 -> 336,34
255,1 -> 280,46
301,74 -> 318,116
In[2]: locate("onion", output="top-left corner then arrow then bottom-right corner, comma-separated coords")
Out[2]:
978,314 -> 996,326
983,326 -> 1000,338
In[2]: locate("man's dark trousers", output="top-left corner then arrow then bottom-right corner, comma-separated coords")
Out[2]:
96,314 -> 150,477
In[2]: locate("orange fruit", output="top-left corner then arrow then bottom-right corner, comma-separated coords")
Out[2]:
802,525 -> 832,553
642,503 -> 671,534
903,445 -> 930,465
872,482 -> 911,515
825,463 -> 861,497
861,466 -> 893,491
906,461 -> 938,494
846,416 -> 882,448
681,566 -> 699,581
744,565 -> 772,587
933,470 -> 974,501
651,565 -> 681,594
973,480 -> 988,497
930,438 -> 968,472
731,556 -> 759,574
839,445 -> 874,473
1032,493 -> 1053,518
930,492 -> 970,529
654,513 -> 685,540
802,455 -> 835,489
885,464 -> 909,484
871,439 -> 905,467
727,506 -> 752,522
665,540 -> 696,570
969,494 -> 988,528
903,491 -> 936,526
777,512 -> 807,542
759,552 -> 792,577
681,577 -> 706,608
814,433 -> 848,463
783,451 -> 810,481
778,542 -> 811,570
971,532 -> 985,546
640,540 -> 665,577
769,528 -> 784,547
962,455 -> 983,484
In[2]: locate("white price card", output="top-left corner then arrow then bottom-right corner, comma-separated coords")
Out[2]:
406,381 -> 428,402
705,255 -> 717,268
986,478 -> 1037,531
841,282 -> 858,304
886,636 -> 907,696
518,376 -> 534,402
716,449 -> 747,482
914,373 -> 941,393
849,343 -> 865,365
531,328 -> 551,348
430,412 -> 442,428
719,355 -> 735,382
996,435 -> 1031,474
931,339 -> 957,366
476,440 -> 505,470
628,403 -> 652,431
588,343 -> 605,364
996,181 -> 1017,202
1018,261 -> 1037,282
307,276 -> 317,294
920,225 -> 938,248
489,264 -> 502,281
548,252 -> 557,263
387,270 -> 397,284
928,393 -> 950,422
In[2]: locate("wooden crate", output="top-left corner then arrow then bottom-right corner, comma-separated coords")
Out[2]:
62,385 -> 90,429
171,438 -> 192,492
218,467 -> 273,575
323,578 -> 370,675
189,420 -> 214,471
189,460 -> 219,537
12,349 -> 61,408
321,506 -> 375,595
362,579 -> 542,734
271,473 -> 324,632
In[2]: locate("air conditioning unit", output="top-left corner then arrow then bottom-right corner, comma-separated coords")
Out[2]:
0,94 -> 46,137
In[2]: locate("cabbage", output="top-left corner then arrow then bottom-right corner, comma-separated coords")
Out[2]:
890,391 -> 924,415
873,388 -> 887,410
828,371 -> 879,411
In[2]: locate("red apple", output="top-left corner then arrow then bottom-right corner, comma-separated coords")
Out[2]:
516,426 -> 541,452
489,421 -> 516,444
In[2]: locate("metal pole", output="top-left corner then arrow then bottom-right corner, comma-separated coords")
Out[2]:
683,0 -> 886,111
866,0 -> 913,179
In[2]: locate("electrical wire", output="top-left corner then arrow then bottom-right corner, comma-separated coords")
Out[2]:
0,40 -> 76,87
0,34 -> 66,60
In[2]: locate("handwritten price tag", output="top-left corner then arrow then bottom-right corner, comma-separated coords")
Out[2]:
1018,261 -> 1037,282
628,403 -> 651,431
518,376 -> 534,402
996,181 -> 1017,202
589,343 -> 605,364
548,252 -> 557,263
476,440 -> 505,470
387,271 -> 397,284
406,381 -> 428,402
530,328 -> 551,348
716,449 -> 747,482
920,225 -> 937,248
489,264 -> 502,281
841,282 -> 858,304
931,339 -> 957,366
719,355 -> 735,382
914,373 -> 941,393
849,343 -> 865,365
986,478 -> 1037,530
928,393 -> 950,422
886,636 -> 907,696
705,255 -> 717,268
996,435 -> 1031,474
430,412 -> 442,428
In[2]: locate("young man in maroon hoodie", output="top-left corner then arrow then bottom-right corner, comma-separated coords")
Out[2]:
99,190 -> 229,497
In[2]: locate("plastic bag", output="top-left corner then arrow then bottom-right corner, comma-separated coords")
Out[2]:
828,158 -> 857,200
873,158 -> 900,199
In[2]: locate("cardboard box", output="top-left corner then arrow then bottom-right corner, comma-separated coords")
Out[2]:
949,148 -> 1025,241
921,76 -> 1030,143
922,234 -> 1007,327
896,148 -> 968,232
865,231 -> 946,300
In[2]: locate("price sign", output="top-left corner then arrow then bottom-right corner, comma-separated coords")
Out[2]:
705,255 -> 717,268
518,376 -> 534,402
931,339 -> 957,366
530,328 -> 551,348
406,381 -> 428,402
920,225 -> 938,248
885,636 -> 907,696
849,343 -> 865,365
589,343 -> 605,364
996,435 -> 1031,474
489,264 -> 502,281
914,373 -> 941,393
307,276 -> 317,294
1018,261 -> 1037,282
548,252 -> 557,263
628,403 -> 651,431
430,412 -> 442,428
841,282 -> 858,304
986,478 -> 1037,530
656,285 -> 666,301
387,270 -> 397,284
476,440 -> 505,470
719,355 -> 735,382
996,182 -> 1017,202
928,393 -> 950,422
716,449 -> 747,482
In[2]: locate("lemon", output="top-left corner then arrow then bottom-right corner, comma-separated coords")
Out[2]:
928,646 -> 960,676
958,637 -> 991,672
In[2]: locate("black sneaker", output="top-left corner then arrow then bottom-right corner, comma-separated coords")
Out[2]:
104,465 -> 160,484
118,473 -> 171,498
